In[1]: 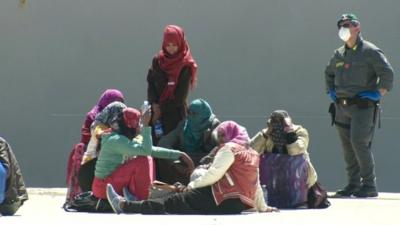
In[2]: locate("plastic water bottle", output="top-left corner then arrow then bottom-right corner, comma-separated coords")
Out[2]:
154,120 -> 164,137
141,100 -> 151,114
139,100 -> 151,128
261,184 -> 268,204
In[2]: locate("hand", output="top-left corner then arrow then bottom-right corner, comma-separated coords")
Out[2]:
141,108 -> 151,127
283,117 -> 294,133
379,88 -> 387,97
199,155 -> 213,165
328,89 -> 336,102
261,206 -> 279,213
357,90 -> 381,101
151,103 -> 161,124
173,182 -> 188,192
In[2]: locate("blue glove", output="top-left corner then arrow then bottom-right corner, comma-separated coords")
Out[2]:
328,89 -> 336,102
357,90 -> 381,101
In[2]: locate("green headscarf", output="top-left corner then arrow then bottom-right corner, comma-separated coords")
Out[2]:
183,99 -> 215,152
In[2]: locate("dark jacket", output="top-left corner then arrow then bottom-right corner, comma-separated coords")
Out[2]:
325,36 -> 394,98
0,137 -> 28,206
147,56 -> 192,135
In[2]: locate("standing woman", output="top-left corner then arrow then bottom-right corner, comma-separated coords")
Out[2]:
147,25 -> 198,143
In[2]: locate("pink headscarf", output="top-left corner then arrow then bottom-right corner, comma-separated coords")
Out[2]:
217,121 -> 250,147
87,89 -> 125,121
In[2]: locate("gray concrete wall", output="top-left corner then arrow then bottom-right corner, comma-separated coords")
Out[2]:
0,0 -> 398,191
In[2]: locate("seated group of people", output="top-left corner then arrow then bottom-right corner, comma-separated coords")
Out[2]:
65,89 -> 330,215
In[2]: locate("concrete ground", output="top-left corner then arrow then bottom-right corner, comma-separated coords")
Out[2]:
1,188 -> 399,225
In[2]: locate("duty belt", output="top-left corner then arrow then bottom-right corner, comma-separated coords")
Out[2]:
336,97 -> 377,108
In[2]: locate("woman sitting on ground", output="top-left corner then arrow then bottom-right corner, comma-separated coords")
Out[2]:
66,89 -> 125,202
92,107 -> 193,202
106,121 -> 278,214
156,98 -> 220,184
77,97 -> 128,193
250,110 -> 329,209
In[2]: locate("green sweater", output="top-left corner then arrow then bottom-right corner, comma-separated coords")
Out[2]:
95,127 -> 182,179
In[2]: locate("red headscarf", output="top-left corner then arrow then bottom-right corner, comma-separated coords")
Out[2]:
158,25 -> 198,104
122,108 -> 141,129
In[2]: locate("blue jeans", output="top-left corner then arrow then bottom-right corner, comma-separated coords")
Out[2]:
0,162 -> 7,204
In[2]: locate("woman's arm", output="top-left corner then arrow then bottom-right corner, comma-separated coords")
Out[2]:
187,145 -> 234,189
147,58 -> 160,104
157,120 -> 184,149
250,129 -> 268,154
286,125 -> 309,155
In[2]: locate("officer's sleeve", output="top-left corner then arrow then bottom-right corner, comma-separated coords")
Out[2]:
324,52 -> 336,92
369,49 -> 394,91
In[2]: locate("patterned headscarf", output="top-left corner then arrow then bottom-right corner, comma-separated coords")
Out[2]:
183,99 -> 215,152
216,121 -> 250,147
267,110 -> 290,153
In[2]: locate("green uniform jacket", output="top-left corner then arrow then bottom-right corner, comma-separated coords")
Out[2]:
325,36 -> 394,98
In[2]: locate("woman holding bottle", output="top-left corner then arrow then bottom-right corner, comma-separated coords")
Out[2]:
146,24 -> 198,143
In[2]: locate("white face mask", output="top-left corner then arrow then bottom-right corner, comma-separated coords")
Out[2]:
338,27 -> 351,42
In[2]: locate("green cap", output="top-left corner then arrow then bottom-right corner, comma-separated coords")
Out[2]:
337,13 -> 359,27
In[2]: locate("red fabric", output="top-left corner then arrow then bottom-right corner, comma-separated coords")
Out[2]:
65,143 -> 85,202
212,143 -> 260,208
92,156 -> 155,200
158,25 -> 197,104
123,107 -> 141,129
80,116 -> 93,144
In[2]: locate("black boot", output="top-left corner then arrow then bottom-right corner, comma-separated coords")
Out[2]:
353,185 -> 378,198
330,184 -> 360,198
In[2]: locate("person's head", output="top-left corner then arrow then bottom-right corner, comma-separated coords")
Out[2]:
336,13 -> 361,43
97,89 -> 125,111
266,110 -> 294,151
113,107 -> 140,139
162,25 -> 186,56
187,99 -> 213,125
182,99 -> 215,152
267,109 -> 295,133
215,121 -> 249,147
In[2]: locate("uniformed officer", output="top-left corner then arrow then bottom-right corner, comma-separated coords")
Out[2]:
325,14 -> 394,197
